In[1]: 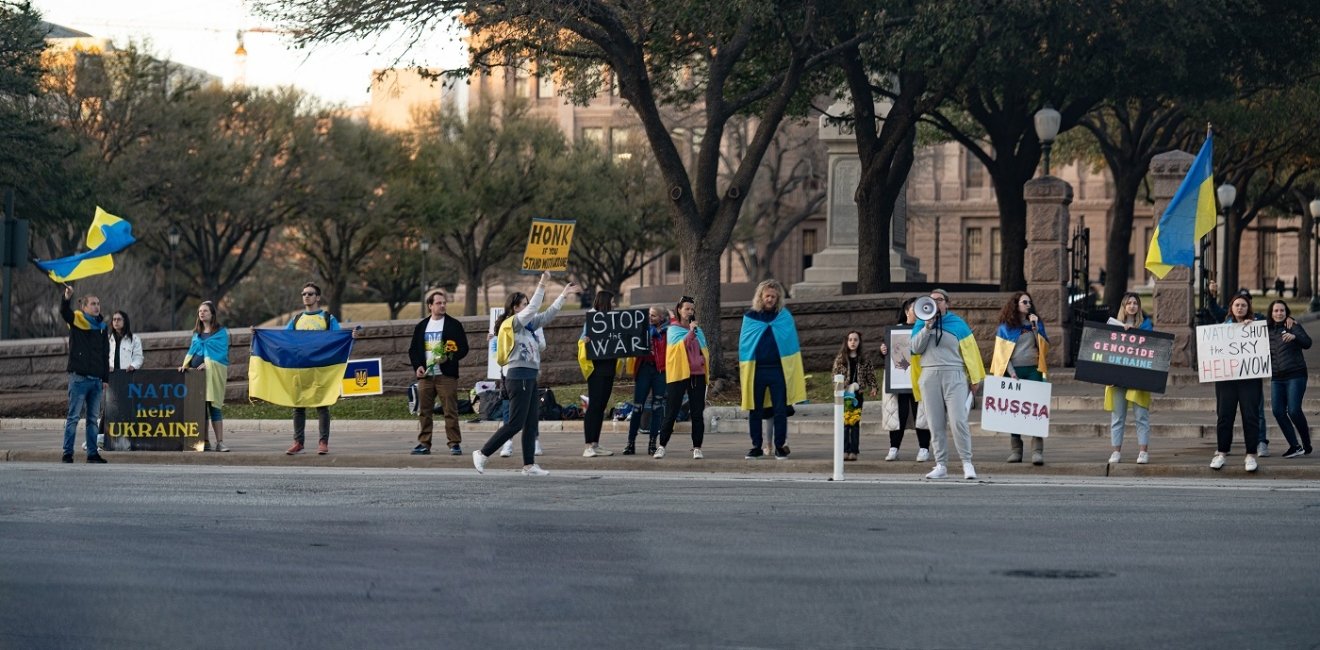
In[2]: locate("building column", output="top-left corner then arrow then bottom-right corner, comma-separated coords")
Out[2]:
1023,176 -> 1073,368
1149,150 -> 1196,367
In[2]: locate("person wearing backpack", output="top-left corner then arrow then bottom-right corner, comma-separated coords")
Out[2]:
285,282 -> 361,455
408,289 -> 470,455
474,272 -> 580,476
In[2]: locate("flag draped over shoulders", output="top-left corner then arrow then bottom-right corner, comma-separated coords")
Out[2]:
989,322 -> 1049,379
737,309 -> 807,410
34,207 -> 137,282
1145,135 -> 1216,278
909,313 -> 986,402
248,329 -> 354,408
664,323 -> 708,383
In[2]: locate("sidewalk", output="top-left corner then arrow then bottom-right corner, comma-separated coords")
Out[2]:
4,417 -> 1318,480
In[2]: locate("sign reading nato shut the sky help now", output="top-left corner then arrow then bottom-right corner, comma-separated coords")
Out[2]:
981,376 -> 1052,438
521,218 -> 576,273
1196,321 -> 1272,382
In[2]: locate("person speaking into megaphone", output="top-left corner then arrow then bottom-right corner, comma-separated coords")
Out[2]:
909,288 -> 986,480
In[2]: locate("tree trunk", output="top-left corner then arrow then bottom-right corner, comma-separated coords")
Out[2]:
463,268 -> 481,316
680,239 -> 726,379
1299,193 -> 1314,299
991,172 -> 1029,290
1103,169 -> 1144,307
856,133 -> 916,294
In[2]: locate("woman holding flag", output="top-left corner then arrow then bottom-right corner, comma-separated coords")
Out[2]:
654,296 -> 709,459
737,279 -> 807,460
989,292 -> 1049,465
910,289 -> 985,480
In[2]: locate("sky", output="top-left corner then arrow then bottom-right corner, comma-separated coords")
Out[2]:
31,0 -> 468,106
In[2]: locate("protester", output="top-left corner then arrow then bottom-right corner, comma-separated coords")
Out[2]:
1211,294 -> 1264,472
1106,292 -> 1154,465
1266,300 -> 1313,458
474,272 -> 579,476
910,289 -> 985,480
655,296 -> 709,460
107,311 -> 143,373
408,289 -> 469,456
990,291 -> 1050,465
623,305 -> 668,456
179,301 -> 230,452
738,279 -> 807,459
60,285 -> 108,463
285,282 -> 360,455
578,290 -> 620,457
831,330 -> 878,461
881,298 -> 931,462
498,323 -> 546,460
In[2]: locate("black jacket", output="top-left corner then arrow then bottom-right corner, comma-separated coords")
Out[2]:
61,298 -> 109,380
408,316 -> 469,378
1269,320 -> 1311,380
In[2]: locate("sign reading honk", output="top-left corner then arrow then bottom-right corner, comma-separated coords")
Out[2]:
521,218 -> 576,273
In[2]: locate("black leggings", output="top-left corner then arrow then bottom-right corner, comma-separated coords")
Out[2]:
888,393 -> 931,449
1215,378 -> 1263,454
659,376 -> 706,449
583,366 -> 616,445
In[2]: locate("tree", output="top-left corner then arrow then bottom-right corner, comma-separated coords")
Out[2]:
254,0 -> 862,376
401,99 -> 566,316
360,233 -> 440,320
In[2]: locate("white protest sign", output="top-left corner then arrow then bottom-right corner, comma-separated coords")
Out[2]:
487,307 -> 505,379
980,376 -> 1052,438
1196,321 -> 1271,383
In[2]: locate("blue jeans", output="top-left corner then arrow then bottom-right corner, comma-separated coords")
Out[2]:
628,363 -> 665,442
1109,390 -> 1150,448
64,373 -> 103,457
748,365 -> 788,449
1271,376 -> 1311,451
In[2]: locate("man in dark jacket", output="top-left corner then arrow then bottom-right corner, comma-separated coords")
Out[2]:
60,285 -> 109,463
408,289 -> 469,454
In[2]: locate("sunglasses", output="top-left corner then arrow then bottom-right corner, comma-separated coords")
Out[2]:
301,292 -> 318,297
1019,300 -> 1032,305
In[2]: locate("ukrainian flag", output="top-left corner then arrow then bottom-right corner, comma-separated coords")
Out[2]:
341,358 -> 383,397
738,309 -> 807,410
248,329 -> 355,407
989,322 -> 1049,379
1145,134 -> 1216,278
34,207 -> 137,282
909,313 -> 986,402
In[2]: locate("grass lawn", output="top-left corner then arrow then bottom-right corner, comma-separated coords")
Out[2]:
222,371 -> 861,420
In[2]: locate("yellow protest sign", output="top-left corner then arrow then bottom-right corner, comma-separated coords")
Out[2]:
521,218 -> 576,273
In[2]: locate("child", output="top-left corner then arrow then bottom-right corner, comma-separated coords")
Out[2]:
831,330 -> 879,461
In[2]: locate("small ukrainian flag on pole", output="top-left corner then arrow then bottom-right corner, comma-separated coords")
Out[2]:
34,207 -> 137,282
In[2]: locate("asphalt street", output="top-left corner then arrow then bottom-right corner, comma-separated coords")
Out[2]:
1,464 -> 1318,650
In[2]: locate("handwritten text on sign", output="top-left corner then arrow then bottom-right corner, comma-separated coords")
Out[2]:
980,377 -> 1052,438
585,309 -> 649,360
1196,321 -> 1272,382
521,218 -> 576,273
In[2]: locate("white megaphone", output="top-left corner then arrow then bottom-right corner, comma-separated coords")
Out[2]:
913,296 -> 939,321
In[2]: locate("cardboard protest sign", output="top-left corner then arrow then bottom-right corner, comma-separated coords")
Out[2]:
981,376 -> 1052,438
1196,321 -> 1271,382
103,369 -> 207,451
1074,322 -> 1174,393
341,358 -> 382,397
584,309 -> 649,360
521,218 -> 575,273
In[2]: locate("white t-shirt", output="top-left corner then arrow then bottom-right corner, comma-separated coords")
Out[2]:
423,317 -> 447,376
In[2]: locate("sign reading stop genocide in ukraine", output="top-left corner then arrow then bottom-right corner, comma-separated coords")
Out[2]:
521,218 -> 576,273
1196,321 -> 1272,382
1074,322 -> 1174,393
981,376 -> 1052,438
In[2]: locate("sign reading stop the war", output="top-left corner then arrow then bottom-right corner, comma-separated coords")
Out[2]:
1196,321 -> 1272,382
980,376 -> 1052,438
521,218 -> 576,273
584,309 -> 649,360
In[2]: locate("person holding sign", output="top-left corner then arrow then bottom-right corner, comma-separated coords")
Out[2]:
1266,300 -> 1313,458
881,298 -> 931,463
738,280 -> 807,460
473,272 -> 579,476
1210,294 -> 1264,472
408,289 -> 470,456
179,301 -> 230,452
107,311 -> 144,374
577,291 -> 621,458
832,331 -> 878,461
623,306 -> 669,456
989,292 -> 1050,465
655,296 -> 709,460
1105,293 -> 1154,465
910,289 -> 986,480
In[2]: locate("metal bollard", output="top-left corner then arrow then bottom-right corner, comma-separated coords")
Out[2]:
833,373 -> 845,481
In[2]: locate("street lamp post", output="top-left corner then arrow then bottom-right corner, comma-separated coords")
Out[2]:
1310,199 -> 1320,312
167,225 -> 180,331
1216,183 -> 1236,298
1034,105 -> 1062,177
419,237 -> 430,318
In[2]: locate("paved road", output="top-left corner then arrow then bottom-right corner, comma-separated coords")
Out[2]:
2,464 -> 1318,650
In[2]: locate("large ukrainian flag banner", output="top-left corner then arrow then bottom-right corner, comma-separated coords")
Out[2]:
1145,134 -> 1216,278
738,309 -> 808,410
34,207 -> 137,282
249,329 -> 355,408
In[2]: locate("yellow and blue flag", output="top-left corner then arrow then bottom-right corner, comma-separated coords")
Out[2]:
1145,135 -> 1216,278
248,329 -> 355,408
34,207 -> 137,282
737,309 -> 808,410
341,358 -> 383,397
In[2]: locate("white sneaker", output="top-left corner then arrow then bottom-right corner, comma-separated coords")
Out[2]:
1136,451 -> 1149,464
916,448 -> 931,462
473,450 -> 488,474
962,462 -> 977,480
217,443 -> 230,453
692,448 -> 704,459
885,447 -> 899,461
522,464 -> 550,476
1257,441 -> 1270,457
1210,453 -> 1226,470
593,445 -> 614,456
1108,451 -> 1121,464
499,441 -> 514,457
925,464 -> 948,479
535,440 -> 544,456
583,447 -> 599,457
653,445 -> 666,459
1245,455 -> 1258,472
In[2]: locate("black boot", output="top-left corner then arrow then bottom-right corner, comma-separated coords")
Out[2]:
647,435 -> 658,456
622,441 -> 636,455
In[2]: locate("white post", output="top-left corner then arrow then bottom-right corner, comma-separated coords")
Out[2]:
833,373 -> 845,481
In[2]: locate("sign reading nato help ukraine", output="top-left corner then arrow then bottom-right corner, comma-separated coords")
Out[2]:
521,218 -> 575,273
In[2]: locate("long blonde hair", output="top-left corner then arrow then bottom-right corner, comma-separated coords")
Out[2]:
751,279 -> 787,313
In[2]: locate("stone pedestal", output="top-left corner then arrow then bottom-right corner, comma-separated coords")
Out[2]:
1149,150 -> 1196,367
1023,176 -> 1072,368
791,99 -> 922,298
